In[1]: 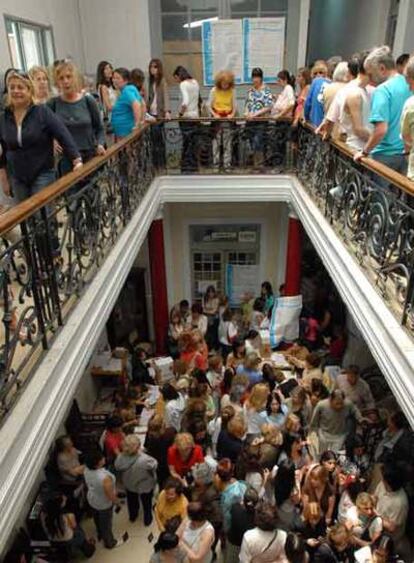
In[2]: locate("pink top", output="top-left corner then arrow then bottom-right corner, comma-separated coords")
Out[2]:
294,88 -> 307,120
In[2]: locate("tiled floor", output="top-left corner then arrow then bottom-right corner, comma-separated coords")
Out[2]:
81,501 -> 224,562
82,503 -> 158,562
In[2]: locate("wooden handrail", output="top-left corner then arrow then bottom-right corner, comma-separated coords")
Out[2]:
1,118 -> 413,236
0,124 -> 150,236
302,121 -> 414,197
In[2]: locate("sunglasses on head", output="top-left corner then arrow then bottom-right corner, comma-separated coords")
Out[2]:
9,70 -> 30,80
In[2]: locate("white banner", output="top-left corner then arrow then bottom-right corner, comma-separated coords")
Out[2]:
269,295 -> 302,348
202,19 -> 243,86
226,263 -> 260,306
243,17 -> 286,83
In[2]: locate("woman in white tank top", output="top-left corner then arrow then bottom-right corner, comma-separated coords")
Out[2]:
178,501 -> 215,563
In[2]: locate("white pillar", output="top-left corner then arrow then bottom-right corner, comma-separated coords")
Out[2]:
392,0 -> 411,56
297,0 -> 310,68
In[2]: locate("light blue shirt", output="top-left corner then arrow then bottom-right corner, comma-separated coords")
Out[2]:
111,84 -> 142,138
369,73 -> 410,156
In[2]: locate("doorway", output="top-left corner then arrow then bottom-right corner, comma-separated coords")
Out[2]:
106,267 -> 149,348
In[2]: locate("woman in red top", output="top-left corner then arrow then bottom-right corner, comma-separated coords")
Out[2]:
168,432 -> 204,486
103,415 -> 125,464
179,331 -> 208,371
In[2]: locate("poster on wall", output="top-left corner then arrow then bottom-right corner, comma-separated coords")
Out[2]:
226,264 -> 260,306
202,19 -> 243,86
242,17 -> 286,83
269,295 -> 302,348
202,17 -> 285,85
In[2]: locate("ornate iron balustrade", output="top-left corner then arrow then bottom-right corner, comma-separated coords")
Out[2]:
297,123 -> 414,333
159,117 -> 293,173
0,118 -> 292,421
0,126 -> 154,418
2,117 -> 414,422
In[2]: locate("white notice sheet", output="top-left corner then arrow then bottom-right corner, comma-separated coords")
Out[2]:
202,19 -> 243,86
243,18 -> 285,83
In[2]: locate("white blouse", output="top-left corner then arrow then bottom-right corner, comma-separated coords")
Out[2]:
180,79 -> 200,118
272,84 -> 295,116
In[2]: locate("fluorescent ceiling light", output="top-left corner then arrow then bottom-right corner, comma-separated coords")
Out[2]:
183,16 -> 219,29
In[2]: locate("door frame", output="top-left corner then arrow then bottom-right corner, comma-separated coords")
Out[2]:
182,217 -> 267,302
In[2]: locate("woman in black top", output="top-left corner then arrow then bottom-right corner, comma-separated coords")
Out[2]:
48,61 -> 105,176
0,71 -> 81,202
314,523 -> 354,563
144,413 -> 176,489
217,414 -> 245,463
226,487 -> 259,563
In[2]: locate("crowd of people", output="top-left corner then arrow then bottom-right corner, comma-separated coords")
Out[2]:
1,44 -> 414,563
16,277 -> 413,563
1,44 -> 414,210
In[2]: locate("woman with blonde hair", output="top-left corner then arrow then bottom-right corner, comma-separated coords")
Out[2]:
208,70 -> 236,168
304,60 -> 330,127
313,523 -> 354,562
0,71 -> 81,202
302,464 -> 335,525
144,413 -> 177,488
347,493 -> 383,547
244,383 -> 271,437
29,65 -> 50,104
48,60 -> 105,176
167,432 -> 204,486
115,434 -> 158,525
217,414 -> 246,463
236,351 -> 263,386
259,423 -> 284,469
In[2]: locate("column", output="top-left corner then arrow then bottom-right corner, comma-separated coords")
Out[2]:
148,213 -> 169,355
284,210 -> 302,296
392,0 -> 414,56
286,0 -> 310,71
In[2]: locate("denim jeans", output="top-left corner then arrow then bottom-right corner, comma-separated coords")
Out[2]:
11,169 -> 59,252
180,121 -> 198,173
12,169 -> 56,202
92,507 -> 116,548
371,153 -> 408,194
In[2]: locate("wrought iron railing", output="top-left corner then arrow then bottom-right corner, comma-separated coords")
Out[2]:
0,125 -> 154,418
297,122 -> 414,333
0,118 -> 292,420
159,117 -> 293,173
1,117 -> 413,421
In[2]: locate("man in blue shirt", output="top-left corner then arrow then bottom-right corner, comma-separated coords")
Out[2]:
354,46 -> 410,179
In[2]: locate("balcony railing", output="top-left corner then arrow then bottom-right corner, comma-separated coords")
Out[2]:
297,123 -> 414,334
0,125 -> 155,418
0,117 -> 413,422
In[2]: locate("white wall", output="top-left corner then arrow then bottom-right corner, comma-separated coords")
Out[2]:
0,0 -> 83,68
163,201 -> 289,307
78,0 -> 152,75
